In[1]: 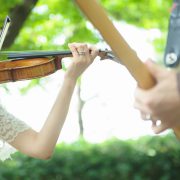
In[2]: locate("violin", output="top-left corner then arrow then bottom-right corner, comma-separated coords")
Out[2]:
0,17 -> 118,83
0,49 -> 118,83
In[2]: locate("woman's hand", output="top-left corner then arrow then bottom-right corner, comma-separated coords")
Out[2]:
134,59 -> 180,134
66,43 -> 98,81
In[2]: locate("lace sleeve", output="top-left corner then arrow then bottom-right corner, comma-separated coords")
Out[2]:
0,104 -> 30,161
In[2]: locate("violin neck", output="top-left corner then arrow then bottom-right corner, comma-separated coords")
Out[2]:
0,49 -> 114,62
2,50 -> 73,59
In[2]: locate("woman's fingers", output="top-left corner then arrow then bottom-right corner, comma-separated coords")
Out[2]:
89,45 -> 99,59
68,43 -> 98,64
68,43 -> 79,58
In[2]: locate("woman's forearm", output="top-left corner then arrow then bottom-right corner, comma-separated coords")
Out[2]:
35,77 -> 76,154
10,77 -> 77,159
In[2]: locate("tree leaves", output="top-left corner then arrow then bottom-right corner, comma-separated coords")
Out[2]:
0,0 -> 172,89
1,0 -> 171,51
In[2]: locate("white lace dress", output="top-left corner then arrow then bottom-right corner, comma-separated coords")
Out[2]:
0,104 -> 30,161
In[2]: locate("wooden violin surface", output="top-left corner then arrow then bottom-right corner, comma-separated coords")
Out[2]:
0,57 -> 62,83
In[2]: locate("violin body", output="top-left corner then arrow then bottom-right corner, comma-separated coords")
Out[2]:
0,56 -> 63,83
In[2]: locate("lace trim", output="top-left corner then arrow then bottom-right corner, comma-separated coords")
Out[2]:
0,142 -> 16,161
0,104 -> 30,161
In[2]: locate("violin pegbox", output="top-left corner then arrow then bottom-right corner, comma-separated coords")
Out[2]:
99,49 -> 122,64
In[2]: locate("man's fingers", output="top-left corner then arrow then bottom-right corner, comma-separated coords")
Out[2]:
151,121 -> 170,134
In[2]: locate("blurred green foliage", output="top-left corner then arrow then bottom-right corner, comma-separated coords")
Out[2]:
101,0 -> 171,30
0,0 -> 21,18
101,0 -> 172,54
0,0 -> 171,51
0,134 -> 180,180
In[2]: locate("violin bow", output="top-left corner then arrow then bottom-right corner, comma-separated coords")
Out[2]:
74,0 -> 180,139
0,16 -> 11,50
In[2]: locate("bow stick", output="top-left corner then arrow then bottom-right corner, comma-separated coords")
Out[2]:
0,16 -> 11,50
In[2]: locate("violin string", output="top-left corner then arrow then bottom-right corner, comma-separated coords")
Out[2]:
2,51 -> 73,59
0,49 -> 113,61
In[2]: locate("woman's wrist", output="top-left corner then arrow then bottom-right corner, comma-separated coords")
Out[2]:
63,75 -> 77,86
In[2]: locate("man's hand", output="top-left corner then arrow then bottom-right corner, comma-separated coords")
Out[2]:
134,59 -> 180,134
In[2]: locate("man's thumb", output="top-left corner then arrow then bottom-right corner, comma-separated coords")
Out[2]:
145,59 -> 162,78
